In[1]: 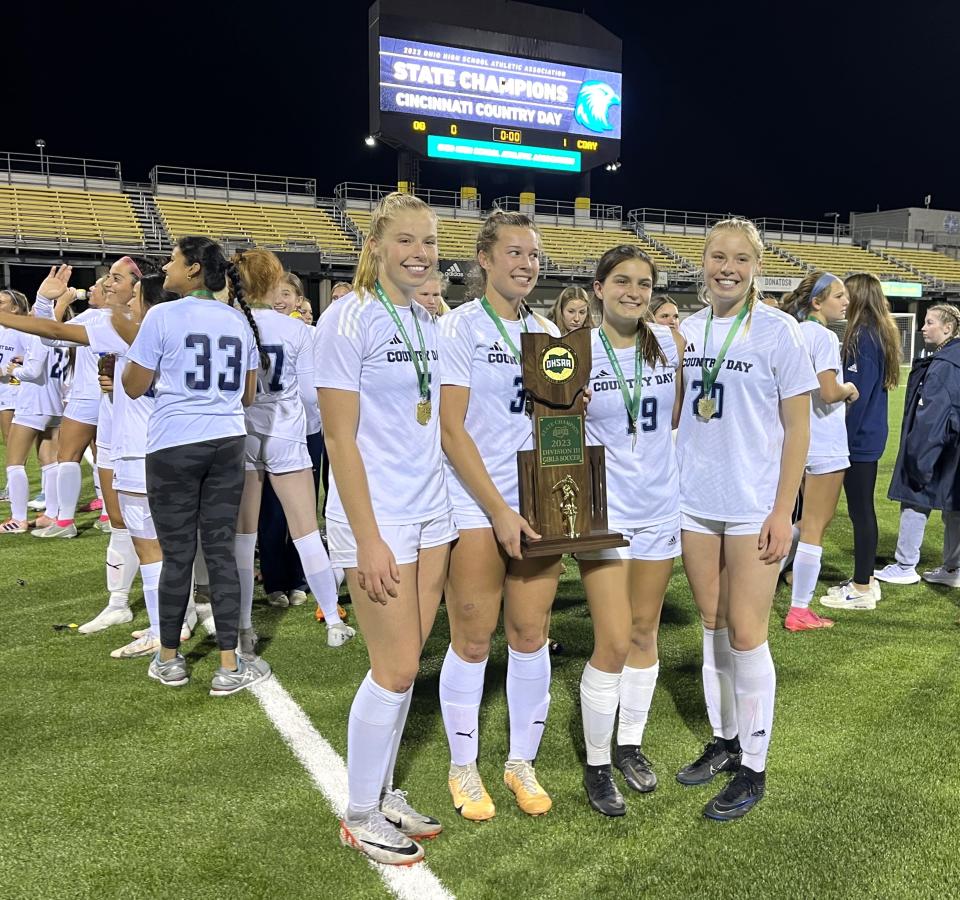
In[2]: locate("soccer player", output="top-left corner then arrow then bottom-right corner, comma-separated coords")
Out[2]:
820,273 -> 901,610
317,192 -> 452,866
577,246 -> 684,816
231,250 -> 353,652
0,288 -> 30,501
413,271 -> 451,317
675,218 -> 817,821
438,211 -> 562,821
123,236 -> 270,697
1,298 -> 66,534
647,295 -> 680,330
780,273 -> 859,630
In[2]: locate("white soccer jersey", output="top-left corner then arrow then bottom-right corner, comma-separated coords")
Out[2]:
0,325 -> 27,409
57,308 -> 104,402
302,325 -> 322,435
314,289 -> 449,525
586,325 -> 680,528
677,302 -> 818,521
799,320 -> 849,459
13,335 -> 67,417
81,316 -> 153,462
438,298 -> 560,514
126,296 -> 258,454
245,309 -> 313,442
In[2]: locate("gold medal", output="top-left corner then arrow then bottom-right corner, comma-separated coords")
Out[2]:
698,396 -> 716,419
416,399 -> 432,426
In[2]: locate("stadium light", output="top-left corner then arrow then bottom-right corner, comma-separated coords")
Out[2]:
35,138 -> 46,175
364,135 -> 377,147
604,160 -> 621,173
824,211 -> 840,244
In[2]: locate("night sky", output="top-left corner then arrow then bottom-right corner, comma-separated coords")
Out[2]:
9,0 -> 960,222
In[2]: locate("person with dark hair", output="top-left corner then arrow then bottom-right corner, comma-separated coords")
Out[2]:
122,235 -> 269,696
780,272 -> 858,631
577,245 -> 685,816
820,272 -> 901,611
877,303 -> 960,588
438,210 -> 562,822
675,218 -> 816,821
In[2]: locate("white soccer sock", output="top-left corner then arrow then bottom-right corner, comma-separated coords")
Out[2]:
617,661 -> 660,747
92,464 -> 103,503
40,464 -> 59,521
140,561 -> 162,638
56,461 -> 82,523
791,542 -> 823,608
383,687 -> 413,793
702,626 -> 737,740
106,528 -> 138,608
235,532 -> 258,630
346,671 -> 409,817
506,642 -> 551,762
579,662 -> 621,766
439,644 -> 488,766
293,531 -> 341,624
7,465 -> 28,522
731,642 -> 776,772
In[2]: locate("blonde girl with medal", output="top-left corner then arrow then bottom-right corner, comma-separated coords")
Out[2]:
577,246 -> 685,816
675,218 -> 817,821
315,192 -> 454,867
437,211 -> 562,822
781,273 -> 858,631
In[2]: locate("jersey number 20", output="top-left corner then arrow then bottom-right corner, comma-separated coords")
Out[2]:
184,334 -> 243,391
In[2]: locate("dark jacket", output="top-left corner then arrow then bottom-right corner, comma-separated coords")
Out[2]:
888,338 -> 960,511
844,329 -> 889,462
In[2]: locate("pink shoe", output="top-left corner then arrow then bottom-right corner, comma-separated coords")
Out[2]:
785,606 -> 834,632
80,498 -> 103,513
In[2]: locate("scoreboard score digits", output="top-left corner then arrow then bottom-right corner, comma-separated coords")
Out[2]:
376,36 -> 622,173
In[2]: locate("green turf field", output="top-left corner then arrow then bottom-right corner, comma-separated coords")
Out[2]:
2,384 -> 958,899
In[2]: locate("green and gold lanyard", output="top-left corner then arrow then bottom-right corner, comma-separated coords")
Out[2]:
699,302 -> 750,420
374,281 -> 431,425
599,327 -> 643,451
478,295 -> 528,362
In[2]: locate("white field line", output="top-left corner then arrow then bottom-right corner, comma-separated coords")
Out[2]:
195,603 -> 455,900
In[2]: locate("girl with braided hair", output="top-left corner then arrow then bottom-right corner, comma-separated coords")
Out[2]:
123,235 -> 270,697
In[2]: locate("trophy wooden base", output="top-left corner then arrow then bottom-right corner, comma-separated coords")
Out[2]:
520,530 -> 629,558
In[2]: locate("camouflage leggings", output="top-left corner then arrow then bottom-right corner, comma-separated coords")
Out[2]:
146,436 -> 245,651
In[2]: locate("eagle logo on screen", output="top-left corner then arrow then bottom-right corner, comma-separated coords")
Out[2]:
574,81 -> 620,133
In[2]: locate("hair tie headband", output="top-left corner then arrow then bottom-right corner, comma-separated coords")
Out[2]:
811,272 -> 838,300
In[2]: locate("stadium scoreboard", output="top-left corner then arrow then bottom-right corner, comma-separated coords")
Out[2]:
369,1 -> 622,174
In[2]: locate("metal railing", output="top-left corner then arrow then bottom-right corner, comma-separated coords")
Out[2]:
0,151 -> 123,189
491,196 -> 623,226
151,166 -> 316,203
627,208 -> 740,234
334,182 -> 480,211
756,216 -> 851,243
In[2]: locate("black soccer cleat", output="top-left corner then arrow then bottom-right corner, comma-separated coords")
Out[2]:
614,744 -> 657,793
676,736 -> 742,786
703,766 -> 765,821
583,764 -> 626,817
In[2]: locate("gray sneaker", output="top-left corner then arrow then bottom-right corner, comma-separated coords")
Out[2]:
381,788 -> 442,839
339,810 -> 424,866
148,651 -> 189,687
238,627 -> 258,658
209,654 -> 271,697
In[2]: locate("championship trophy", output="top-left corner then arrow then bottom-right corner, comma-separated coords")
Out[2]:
517,328 -> 628,558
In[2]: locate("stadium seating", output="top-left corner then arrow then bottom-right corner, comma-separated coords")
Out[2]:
0,184 -> 143,247
344,209 -> 479,260
871,246 -> 960,285
534,225 -> 676,273
154,198 -> 357,255
640,231 -> 807,277
769,240 -> 915,280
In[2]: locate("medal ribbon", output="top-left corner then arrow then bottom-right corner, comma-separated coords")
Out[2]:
373,281 -> 430,401
598,327 -> 642,431
701,301 -> 751,398
479,295 -> 528,362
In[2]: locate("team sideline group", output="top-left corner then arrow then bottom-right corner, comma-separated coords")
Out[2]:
1,193 -> 958,867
